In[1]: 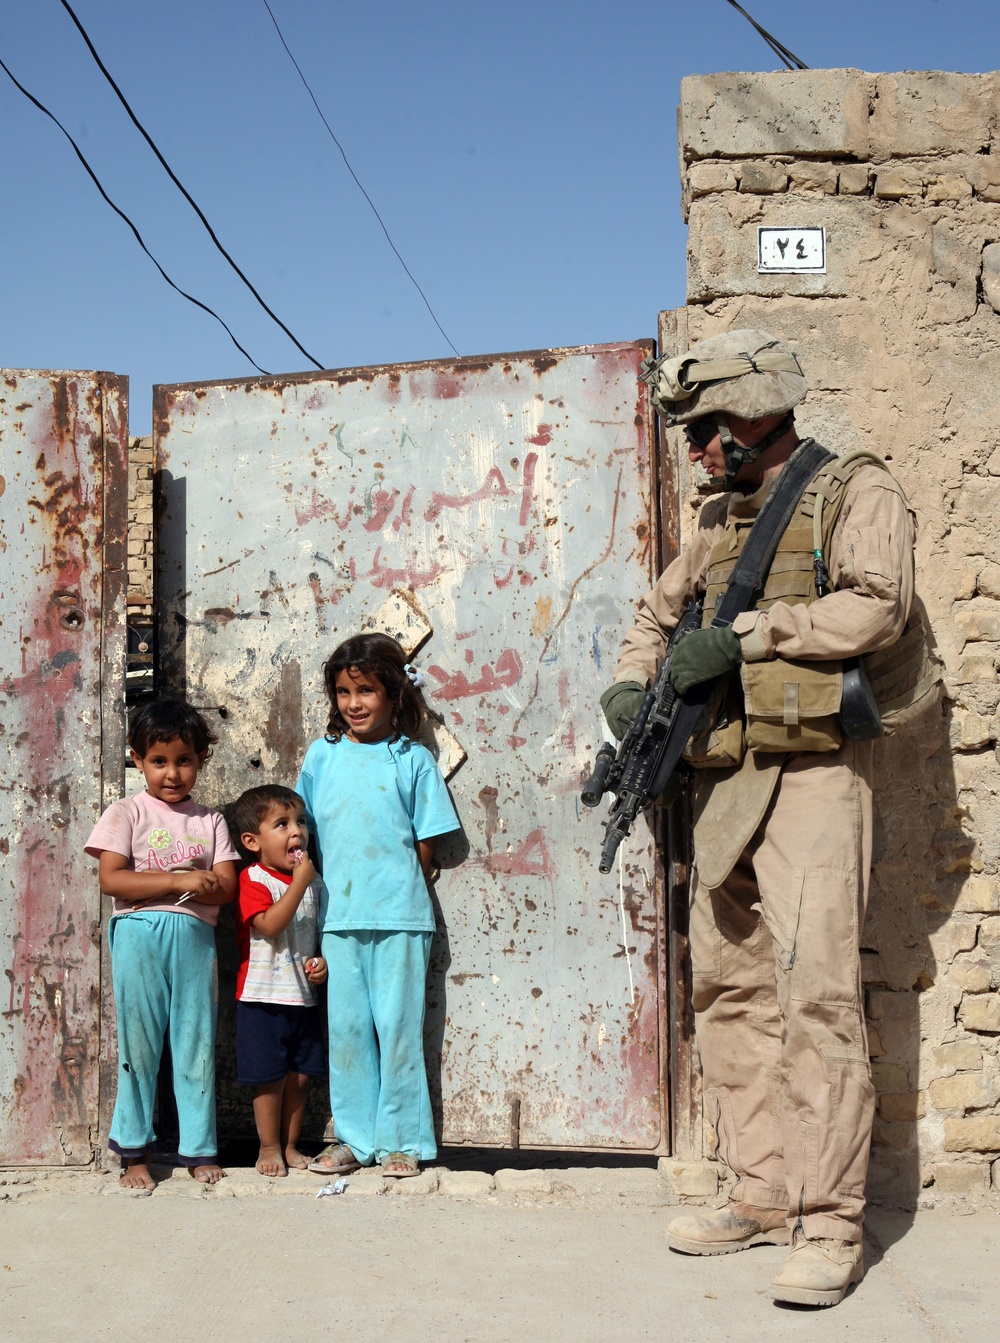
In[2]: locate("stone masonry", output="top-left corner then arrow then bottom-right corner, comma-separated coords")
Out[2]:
668,68 -> 1000,1205
127,435 -> 153,609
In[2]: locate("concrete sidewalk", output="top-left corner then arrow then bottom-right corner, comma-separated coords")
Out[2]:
0,1162 -> 995,1341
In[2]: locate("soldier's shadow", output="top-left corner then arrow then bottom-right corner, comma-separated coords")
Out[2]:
863,663 -> 967,1242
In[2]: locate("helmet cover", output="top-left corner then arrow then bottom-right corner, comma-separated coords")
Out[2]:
639,329 -> 807,427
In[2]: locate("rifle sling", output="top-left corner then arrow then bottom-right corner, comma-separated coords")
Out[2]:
645,439 -> 835,798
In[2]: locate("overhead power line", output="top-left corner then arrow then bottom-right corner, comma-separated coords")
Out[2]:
724,0 -> 808,71
0,55 -> 273,376
262,0 -> 461,359
57,0 -> 326,370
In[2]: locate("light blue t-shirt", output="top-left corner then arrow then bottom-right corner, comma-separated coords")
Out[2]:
296,734 -> 459,933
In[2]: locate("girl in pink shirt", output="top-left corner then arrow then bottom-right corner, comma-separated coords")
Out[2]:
86,700 -> 238,1191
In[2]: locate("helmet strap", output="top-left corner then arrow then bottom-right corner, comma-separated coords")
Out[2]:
717,412 -> 795,490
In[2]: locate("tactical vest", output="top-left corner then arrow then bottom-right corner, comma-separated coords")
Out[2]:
684,447 -> 940,767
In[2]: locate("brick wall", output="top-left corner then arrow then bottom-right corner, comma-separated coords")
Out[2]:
671,69 -> 1000,1204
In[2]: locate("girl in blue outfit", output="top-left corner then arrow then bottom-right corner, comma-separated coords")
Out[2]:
296,632 -> 459,1178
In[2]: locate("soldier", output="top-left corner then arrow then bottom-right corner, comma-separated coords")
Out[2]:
602,329 -> 916,1308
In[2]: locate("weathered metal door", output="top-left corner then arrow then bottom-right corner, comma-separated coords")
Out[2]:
0,371 -> 127,1164
154,343 -> 668,1150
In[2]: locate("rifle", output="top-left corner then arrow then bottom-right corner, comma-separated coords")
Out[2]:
582,438 -> 836,874
581,600 -> 706,873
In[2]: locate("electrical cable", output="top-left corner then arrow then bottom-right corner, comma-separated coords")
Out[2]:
724,0 -> 808,71
57,0 -> 325,370
0,55 -> 273,376
262,0 -> 461,359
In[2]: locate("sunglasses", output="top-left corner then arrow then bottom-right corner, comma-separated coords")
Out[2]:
683,418 -> 718,450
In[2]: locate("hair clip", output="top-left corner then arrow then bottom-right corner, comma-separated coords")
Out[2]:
404,662 -> 425,689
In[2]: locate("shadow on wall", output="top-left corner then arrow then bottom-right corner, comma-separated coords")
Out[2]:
424,816 -> 471,1143
864,607 -> 961,1237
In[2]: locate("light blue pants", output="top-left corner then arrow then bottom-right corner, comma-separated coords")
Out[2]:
108,911 -> 219,1165
322,929 -> 435,1165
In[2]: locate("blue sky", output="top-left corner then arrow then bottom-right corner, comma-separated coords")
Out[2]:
1,1 -> 996,433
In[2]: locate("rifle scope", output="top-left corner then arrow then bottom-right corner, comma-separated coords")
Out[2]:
580,742 -> 616,808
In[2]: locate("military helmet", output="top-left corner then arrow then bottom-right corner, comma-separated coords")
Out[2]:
639,329 -> 807,427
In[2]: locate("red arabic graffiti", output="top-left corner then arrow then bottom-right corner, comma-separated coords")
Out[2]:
293,486 -> 354,530
424,466 -> 509,522
471,827 -> 554,879
426,648 -> 523,700
296,454 -> 539,536
365,547 -> 448,590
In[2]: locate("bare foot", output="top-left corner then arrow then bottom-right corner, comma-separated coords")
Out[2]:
256,1145 -> 287,1177
191,1164 -> 227,1185
284,1145 -> 309,1171
119,1159 -> 155,1191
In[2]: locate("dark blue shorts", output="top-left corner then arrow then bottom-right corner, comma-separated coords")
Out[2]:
235,1000 -> 327,1087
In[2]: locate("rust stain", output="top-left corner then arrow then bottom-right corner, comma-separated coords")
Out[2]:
261,660 -> 304,784
478,785 -> 500,852
431,373 -> 461,399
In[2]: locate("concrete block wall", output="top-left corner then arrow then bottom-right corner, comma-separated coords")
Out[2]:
674,68 -> 1000,1205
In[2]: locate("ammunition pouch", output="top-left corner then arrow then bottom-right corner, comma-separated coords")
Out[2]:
742,657 -> 844,753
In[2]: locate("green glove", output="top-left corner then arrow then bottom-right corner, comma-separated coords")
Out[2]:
669,626 -> 742,695
600,681 -> 645,742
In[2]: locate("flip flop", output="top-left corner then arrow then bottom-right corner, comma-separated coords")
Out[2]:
379,1152 -> 420,1178
307,1141 -> 361,1175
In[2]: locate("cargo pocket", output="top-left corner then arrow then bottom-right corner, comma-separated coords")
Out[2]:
742,659 -> 843,754
784,867 -> 860,1007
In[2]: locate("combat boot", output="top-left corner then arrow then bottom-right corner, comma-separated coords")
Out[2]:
667,1201 -> 790,1255
772,1236 -> 864,1306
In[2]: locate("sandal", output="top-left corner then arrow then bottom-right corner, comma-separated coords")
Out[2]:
379,1152 -> 420,1179
307,1141 -> 361,1175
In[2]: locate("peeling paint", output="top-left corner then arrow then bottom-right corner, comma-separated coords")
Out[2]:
155,343 -> 666,1150
0,370 -> 127,1165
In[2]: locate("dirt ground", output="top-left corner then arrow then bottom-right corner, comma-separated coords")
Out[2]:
0,1160 -> 996,1342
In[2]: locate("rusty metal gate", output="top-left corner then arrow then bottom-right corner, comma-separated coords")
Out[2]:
0,370 -> 127,1164
154,343 -> 669,1151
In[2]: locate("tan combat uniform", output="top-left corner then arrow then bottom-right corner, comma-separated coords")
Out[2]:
615,460 -> 915,1241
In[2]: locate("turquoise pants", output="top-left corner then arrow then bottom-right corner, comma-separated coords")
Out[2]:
108,911 -> 219,1165
322,929 -> 435,1165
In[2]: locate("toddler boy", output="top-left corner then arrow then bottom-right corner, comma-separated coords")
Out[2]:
232,785 -> 328,1177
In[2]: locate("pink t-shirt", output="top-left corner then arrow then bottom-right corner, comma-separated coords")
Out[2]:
85,791 -> 239,927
